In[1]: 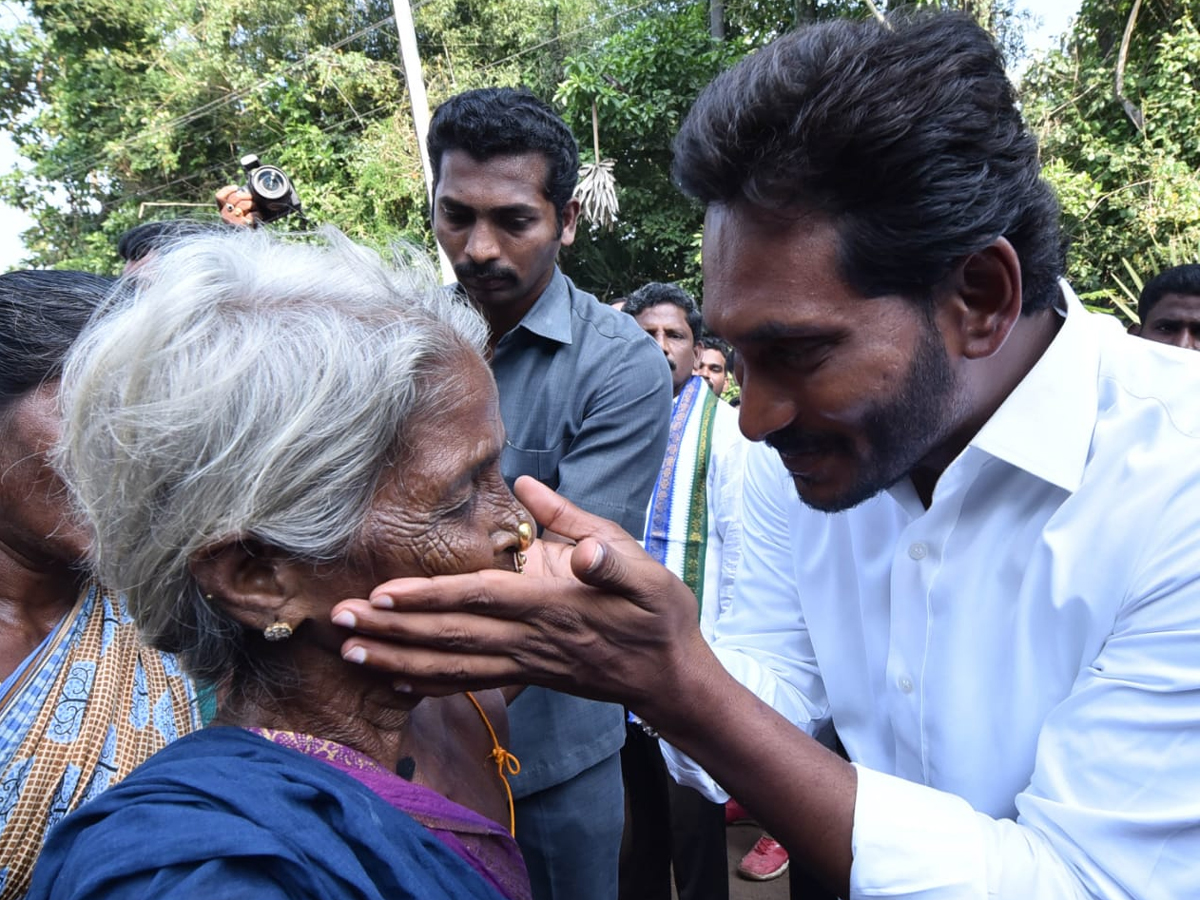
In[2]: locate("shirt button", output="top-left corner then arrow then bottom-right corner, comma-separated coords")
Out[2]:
898,676 -> 914,694
908,542 -> 928,560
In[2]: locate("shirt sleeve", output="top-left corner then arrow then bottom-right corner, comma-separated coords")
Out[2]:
554,332 -> 672,538
663,440 -> 832,799
849,486 -> 1200,900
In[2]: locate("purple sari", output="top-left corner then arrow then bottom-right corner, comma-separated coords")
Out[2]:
251,729 -> 531,900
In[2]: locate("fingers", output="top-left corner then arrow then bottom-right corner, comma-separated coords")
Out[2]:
513,476 -> 662,601
333,598 -> 531,645
364,568 -> 536,615
344,639 -> 534,697
332,594 -> 532,691
214,185 -> 258,228
514,476 -> 632,549
332,597 -> 588,697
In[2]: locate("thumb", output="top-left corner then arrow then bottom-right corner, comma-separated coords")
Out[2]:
513,476 -> 630,547
570,538 -> 643,601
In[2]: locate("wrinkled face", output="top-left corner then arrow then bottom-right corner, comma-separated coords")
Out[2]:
1135,293 -> 1200,351
702,205 -> 964,513
348,353 -> 527,589
433,150 -> 577,324
633,303 -> 700,396
0,381 -> 90,566
695,347 -> 728,395
201,354 -> 529,667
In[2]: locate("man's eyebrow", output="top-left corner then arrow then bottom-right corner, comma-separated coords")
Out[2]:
438,196 -> 540,216
737,322 -> 842,343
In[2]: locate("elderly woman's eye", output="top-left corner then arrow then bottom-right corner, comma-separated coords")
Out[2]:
447,490 -> 476,517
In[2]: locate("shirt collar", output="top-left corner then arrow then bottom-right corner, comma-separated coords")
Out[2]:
969,280 -> 1099,493
513,268 -> 573,345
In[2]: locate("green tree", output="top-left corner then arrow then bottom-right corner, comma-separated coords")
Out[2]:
553,0 -> 1032,299
1021,0 -> 1200,320
555,2 -> 745,299
1,0 -> 425,270
0,0 -> 613,273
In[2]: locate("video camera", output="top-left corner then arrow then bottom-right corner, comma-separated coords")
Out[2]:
240,153 -> 302,224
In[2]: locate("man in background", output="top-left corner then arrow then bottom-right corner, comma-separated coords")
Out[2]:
428,87 -> 672,900
695,335 -> 731,397
1128,263 -> 1200,351
621,282 -> 747,900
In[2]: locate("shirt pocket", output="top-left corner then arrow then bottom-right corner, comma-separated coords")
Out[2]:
502,439 -> 567,488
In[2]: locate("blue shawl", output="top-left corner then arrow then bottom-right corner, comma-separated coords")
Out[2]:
26,727 -> 510,900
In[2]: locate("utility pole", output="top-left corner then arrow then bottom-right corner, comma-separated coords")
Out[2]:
393,0 -> 455,284
710,0 -> 725,40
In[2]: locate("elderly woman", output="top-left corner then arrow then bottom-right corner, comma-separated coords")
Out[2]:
27,230 -> 532,900
0,270 -> 200,897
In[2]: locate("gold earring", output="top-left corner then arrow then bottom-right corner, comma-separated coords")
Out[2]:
263,621 -> 293,642
517,521 -> 533,551
514,521 -> 533,574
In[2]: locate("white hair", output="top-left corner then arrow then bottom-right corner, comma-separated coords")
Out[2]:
57,226 -> 488,686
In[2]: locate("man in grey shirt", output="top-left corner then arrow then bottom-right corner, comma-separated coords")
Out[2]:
427,86 -> 672,900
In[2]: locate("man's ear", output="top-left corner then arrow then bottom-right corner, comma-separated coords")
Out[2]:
189,539 -> 300,632
941,236 -> 1024,361
558,198 -> 581,248
692,342 -> 703,372
1127,321 -> 1142,336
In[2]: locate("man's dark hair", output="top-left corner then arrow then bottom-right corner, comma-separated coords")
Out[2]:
117,219 -> 223,264
672,12 -> 1065,315
700,334 -> 730,359
0,270 -> 114,409
624,282 -> 702,342
1138,264 -> 1200,321
428,87 -> 580,228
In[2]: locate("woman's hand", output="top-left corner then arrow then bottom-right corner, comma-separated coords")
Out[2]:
331,476 -> 712,722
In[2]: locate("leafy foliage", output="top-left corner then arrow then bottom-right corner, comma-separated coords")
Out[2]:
1022,0 -> 1200,321
0,0 -> 615,272
554,0 -> 1033,301
555,2 -> 746,299
5,0 -> 1197,322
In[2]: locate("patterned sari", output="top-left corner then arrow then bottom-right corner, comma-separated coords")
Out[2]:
0,582 -> 200,898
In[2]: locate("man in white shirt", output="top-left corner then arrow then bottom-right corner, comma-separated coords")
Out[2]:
334,11 -> 1200,900
619,282 -> 748,900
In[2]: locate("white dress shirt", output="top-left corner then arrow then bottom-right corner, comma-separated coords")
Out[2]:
663,287 -> 1200,899
698,398 -> 749,642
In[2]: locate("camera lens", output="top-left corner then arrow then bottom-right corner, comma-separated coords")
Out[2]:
251,167 -> 289,201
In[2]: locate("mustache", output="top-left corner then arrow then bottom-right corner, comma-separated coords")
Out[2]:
765,427 -> 849,458
455,261 -> 518,283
